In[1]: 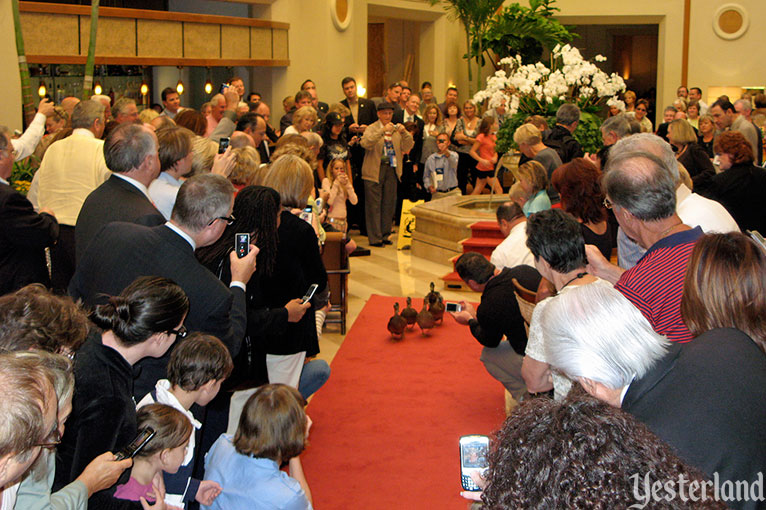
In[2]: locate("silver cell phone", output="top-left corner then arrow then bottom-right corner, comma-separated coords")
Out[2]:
235,233 -> 250,258
115,427 -> 156,460
459,434 -> 489,491
301,283 -> 319,304
445,302 -> 462,313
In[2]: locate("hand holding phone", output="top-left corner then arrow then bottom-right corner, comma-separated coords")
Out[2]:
218,137 -> 230,154
301,283 -> 319,304
235,233 -> 250,258
115,428 -> 155,460
459,435 -> 489,491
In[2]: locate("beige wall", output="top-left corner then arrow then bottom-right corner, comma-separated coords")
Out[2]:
1,2 -> 24,131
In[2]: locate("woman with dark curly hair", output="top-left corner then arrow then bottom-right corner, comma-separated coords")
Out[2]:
471,394 -> 724,509
682,232 -> 766,355
551,158 -> 615,259
696,130 -> 766,233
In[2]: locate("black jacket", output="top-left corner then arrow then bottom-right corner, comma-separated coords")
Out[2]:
75,174 -> 164,261
543,124 -> 583,163
0,182 -> 58,294
623,328 -> 766,509
696,162 -> 766,234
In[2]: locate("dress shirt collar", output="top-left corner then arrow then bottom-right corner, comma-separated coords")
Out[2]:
158,171 -> 183,186
112,173 -> 152,201
165,221 -> 196,250
71,128 -> 96,139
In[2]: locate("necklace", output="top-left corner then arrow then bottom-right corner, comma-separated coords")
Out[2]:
659,221 -> 683,239
561,272 -> 587,290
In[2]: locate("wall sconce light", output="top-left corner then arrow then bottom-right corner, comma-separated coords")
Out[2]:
94,81 -> 102,95
176,67 -> 184,95
37,81 -> 47,98
140,82 -> 149,96
357,83 -> 366,97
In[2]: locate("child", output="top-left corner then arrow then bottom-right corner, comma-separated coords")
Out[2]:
423,132 -> 460,198
114,404 -> 194,507
469,117 -> 502,195
321,158 -> 358,243
203,384 -> 312,510
137,334 -> 233,508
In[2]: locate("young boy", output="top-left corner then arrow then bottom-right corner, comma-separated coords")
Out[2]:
424,132 -> 460,198
137,333 -> 233,508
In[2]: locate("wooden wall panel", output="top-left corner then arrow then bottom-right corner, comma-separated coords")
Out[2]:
184,22 -> 220,59
137,19 -> 183,58
21,12 -> 79,56
80,17 -> 136,56
250,27 -> 272,59
221,25 -> 250,59
272,29 -> 288,61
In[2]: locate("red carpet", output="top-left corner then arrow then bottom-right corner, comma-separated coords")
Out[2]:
302,294 -> 506,509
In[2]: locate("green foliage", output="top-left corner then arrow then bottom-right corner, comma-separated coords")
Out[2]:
477,0 -> 575,66
10,156 -> 39,195
496,111 -> 603,156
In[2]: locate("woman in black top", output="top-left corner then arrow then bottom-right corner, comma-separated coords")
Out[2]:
318,112 -> 353,183
668,119 -> 715,189
697,114 -> 716,158
551,158 -> 615,259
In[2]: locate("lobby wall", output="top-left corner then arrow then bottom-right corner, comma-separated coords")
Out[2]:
1,4 -> 24,131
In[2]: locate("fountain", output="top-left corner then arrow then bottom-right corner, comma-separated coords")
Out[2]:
410,154 -> 519,264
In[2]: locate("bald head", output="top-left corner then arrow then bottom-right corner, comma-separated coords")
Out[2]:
230,131 -> 255,149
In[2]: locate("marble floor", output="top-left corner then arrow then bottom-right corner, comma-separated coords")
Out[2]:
316,231 -> 481,365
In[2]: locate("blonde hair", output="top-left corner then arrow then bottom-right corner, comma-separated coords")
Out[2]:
292,105 -> 317,130
517,160 -> 548,193
513,123 -> 542,146
139,108 -> 159,124
262,154 -> 314,208
668,119 -> 697,146
229,146 -> 261,186
326,158 -> 346,186
328,103 -> 351,118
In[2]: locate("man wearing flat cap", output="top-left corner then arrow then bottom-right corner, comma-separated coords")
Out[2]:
359,102 -> 414,247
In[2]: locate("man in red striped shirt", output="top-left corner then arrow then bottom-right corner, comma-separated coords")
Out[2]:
586,150 -> 702,342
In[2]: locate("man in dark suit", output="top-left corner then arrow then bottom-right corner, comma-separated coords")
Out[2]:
0,127 -> 59,295
279,90 -> 313,134
393,93 -> 426,207
301,79 -> 329,114
341,76 -> 378,235
542,284 -> 766,510
70,173 -> 256,399
75,123 -> 165,261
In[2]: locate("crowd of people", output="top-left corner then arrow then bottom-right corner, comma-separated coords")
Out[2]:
1,76 -> 765,509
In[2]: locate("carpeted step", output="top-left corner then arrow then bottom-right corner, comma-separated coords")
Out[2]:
469,220 -> 504,239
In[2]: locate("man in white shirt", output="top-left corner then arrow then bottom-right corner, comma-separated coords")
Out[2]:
490,202 -> 535,270
149,126 -> 194,219
28,100 -> 110,291
160,87 -> 184,119
10,99 -> 54,161
688,87 -> 708,115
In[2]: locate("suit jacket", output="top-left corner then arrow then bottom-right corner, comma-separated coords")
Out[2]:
393,111 -> 425,166
0,182 -> 59,295
69,223 -> 247,400
360,120 -> 414,183
622,327 -> 766,509
341,97 -> 378,128
75,174 -> 165,262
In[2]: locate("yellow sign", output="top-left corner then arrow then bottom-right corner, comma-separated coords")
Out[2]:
397,199 -> 424,250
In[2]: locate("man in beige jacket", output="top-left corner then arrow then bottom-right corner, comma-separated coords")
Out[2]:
360,102 -> 414,246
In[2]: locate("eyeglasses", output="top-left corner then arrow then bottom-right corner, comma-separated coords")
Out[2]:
436,139 -> 450,144
168,325 -> 188,339
603,197 -> 614,209
207,214 -> 236,227
36,426 -> 61,449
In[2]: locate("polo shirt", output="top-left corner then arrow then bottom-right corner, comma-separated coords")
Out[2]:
615,227 -> 703,343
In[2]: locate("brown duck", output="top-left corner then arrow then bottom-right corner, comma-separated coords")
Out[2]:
387,302 -> 406,339
425,281 -> 442,307
416,299 -> 435,335
401,297 -> 418,329
429,295 -> 445,325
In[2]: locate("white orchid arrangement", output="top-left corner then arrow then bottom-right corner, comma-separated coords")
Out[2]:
473,44 -> 625,115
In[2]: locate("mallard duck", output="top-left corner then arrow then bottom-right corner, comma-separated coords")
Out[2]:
416,299 -> 435,335
401,297 -> 418,329
425,281 -> 442,307
387,302 -> 406,339
429,295 -> 445,325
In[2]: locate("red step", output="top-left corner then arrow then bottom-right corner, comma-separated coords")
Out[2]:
469,220 -> 505,239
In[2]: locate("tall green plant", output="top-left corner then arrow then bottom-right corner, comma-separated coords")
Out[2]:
82,0 -> 100,100
477,0 -> 574,68
11,0 -> 35,126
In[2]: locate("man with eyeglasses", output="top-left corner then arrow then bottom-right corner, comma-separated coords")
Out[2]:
0,126 -> 59,295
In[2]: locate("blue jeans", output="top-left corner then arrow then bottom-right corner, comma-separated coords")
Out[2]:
299,359 -> 331,400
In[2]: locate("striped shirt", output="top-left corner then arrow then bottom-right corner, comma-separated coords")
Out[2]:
615,227 -> 703,343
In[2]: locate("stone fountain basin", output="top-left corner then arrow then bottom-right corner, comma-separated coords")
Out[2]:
410,194 -> 506,264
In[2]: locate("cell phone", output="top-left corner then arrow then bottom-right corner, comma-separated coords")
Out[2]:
115,427 -> 156,460
459,434 -> 489,491
219,82 -> 230,94
301,283 -> 319,304
218,137 -> 230,154
314,198 -> 324,211
445,302 -> 462,313
235,233 -> 250,258
299,206 -> 313,224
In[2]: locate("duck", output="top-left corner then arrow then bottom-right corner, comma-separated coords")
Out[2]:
387,302 -> 406,339
429,295 -> 445,325
425,281 -> 442,307
416,299 -> 435,335
401,297 -> 418,329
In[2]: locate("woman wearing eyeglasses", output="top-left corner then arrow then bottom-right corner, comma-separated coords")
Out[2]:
55,276 -> 189,501
627,99 -> 653,133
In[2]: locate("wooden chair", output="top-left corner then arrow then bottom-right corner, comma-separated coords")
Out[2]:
321,232 -> 351,334
511,277 -> 536,333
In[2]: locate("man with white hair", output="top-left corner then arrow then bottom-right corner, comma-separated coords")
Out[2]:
111,97 -> 139,124
75,123 -> 165,259
734,98 -> 763,164
542,284 -> 766,508
90,94 -> 111,122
